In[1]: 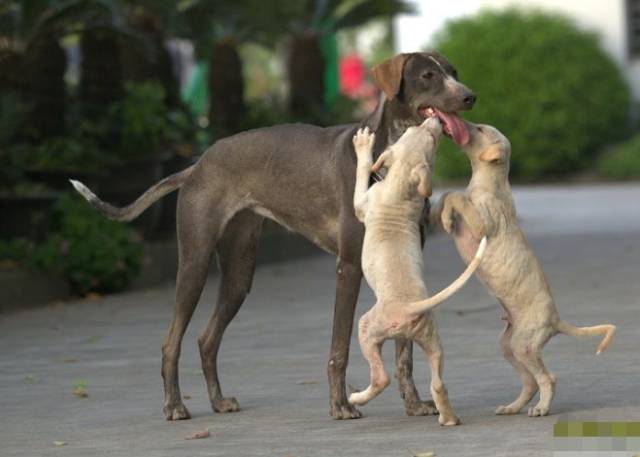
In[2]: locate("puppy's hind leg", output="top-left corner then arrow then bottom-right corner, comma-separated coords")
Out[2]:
415,324 -> 460,426
511,330 -> 556,417
495,324 -> 538,415
348,313 -> 390,406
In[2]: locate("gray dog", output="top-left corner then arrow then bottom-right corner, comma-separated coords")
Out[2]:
71,52 -> 476,421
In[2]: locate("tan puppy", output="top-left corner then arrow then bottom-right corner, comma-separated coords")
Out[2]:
348,118 -> 487,426
431,122 -> 616,417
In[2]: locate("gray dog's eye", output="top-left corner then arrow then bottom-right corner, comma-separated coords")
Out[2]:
421,71 -> 434,80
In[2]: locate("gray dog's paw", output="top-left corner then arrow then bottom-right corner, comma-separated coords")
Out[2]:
212,396 -> 240,413
331,401 -> 362,420
405,399 -> 439,416
163,402 -> 191,421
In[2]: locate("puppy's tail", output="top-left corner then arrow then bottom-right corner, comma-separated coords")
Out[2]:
70,165 -> 195,222
556,320 -> 616,355
406,236 -> 487,316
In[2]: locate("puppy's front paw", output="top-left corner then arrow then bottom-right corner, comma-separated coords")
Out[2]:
353,127 -> 375,157
528,405 -> 549,417
438,414 -> 461,426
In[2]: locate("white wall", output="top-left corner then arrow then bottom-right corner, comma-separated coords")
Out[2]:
395,0 -> 639,98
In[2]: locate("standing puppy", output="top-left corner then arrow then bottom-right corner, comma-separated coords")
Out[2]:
431,122 -> 616,417
348,118 -> 487,426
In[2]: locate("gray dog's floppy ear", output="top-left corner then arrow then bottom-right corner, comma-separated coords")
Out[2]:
410,163 -> 432,198
371,53 -> 411,99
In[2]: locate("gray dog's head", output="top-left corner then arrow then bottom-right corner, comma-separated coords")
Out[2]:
371,51 -> 476,147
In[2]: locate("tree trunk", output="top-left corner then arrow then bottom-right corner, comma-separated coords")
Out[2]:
121,7 -> 180,108
208,38 -> 245,139
79,27 -> 124,120
24,38 -> 67,138
287,32 -> 325,122
0,49 -> 25,94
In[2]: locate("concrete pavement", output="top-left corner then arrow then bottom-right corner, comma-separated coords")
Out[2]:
1,184 -> 639,456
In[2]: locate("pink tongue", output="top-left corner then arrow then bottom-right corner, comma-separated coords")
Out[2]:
434,109 -> 469,146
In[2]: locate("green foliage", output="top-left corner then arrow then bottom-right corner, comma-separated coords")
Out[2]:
30,194 -> 143,295
111,82 -> 170,158
433,8 -> 631,179
0,238 -> 33,264
109,81 -> 194,159
22,135 -> 113,172
597,135 -> 640,179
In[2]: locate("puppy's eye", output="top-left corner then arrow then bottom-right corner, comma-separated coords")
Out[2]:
421,71 -> 434,80
477,126 -> 484,133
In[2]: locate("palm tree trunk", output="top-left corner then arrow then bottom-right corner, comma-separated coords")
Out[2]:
287,32 -> 325,122
79,27 -> 124,120
208,38 -> 245,138
121,8 -> 180,108
24,37 -> 67,138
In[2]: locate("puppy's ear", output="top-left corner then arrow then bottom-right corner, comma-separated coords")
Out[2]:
410,163 -> 432,198
479,145 -> 503,164
371,53 -> 411,99
371,149 -> 393,173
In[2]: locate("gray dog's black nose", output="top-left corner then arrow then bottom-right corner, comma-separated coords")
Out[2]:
463,92 -> 477,107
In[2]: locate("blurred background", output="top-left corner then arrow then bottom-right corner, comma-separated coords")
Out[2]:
0,0 -> 638,308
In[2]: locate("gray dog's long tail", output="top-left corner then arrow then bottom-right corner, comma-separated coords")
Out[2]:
69,165 -> 195,222
406,236 -> 488,316
556,321 -> 616,355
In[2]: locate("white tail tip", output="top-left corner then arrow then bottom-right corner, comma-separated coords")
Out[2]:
69,179 -> 96,202
475,236 -> 488,259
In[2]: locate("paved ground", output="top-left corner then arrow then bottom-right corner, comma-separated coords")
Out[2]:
1,184 -> 639,457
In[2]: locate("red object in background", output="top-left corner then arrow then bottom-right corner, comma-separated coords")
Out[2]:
340,54 -> 366,97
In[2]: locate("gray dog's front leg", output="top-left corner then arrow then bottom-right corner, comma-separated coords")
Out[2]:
395,339 -> 439,416
327,257 -> 363,420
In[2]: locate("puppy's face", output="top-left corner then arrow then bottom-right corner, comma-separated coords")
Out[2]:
462,123 -> 511,172
371,117 -> 442,199
396,116 -> 443,164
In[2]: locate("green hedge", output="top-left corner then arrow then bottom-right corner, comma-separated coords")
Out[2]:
432,8 -> 631,179
598,134 -> 640,179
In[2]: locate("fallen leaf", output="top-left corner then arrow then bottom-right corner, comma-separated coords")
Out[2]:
84,292 -> 101,301
61,357 -> 77,364
73,380 -> 88,398
24,375 -> 36,383
185,429 -> 210,440
85,336 -> 101,343
183,395 -> 192,400
407,449 -> 435,457
53,441 -> 67,447
296,380 -> 318,385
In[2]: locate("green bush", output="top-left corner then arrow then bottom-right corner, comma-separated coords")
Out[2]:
112,82 -> 170,159
432,8 -> 631,179
31,194 -> 143,295
597,135 -> 640,179
22,135 -> 113,173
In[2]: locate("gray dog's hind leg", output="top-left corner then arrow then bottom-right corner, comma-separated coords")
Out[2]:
161,191 -> 227,420
198,211 -> 263,413
395,339 -> 438,416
